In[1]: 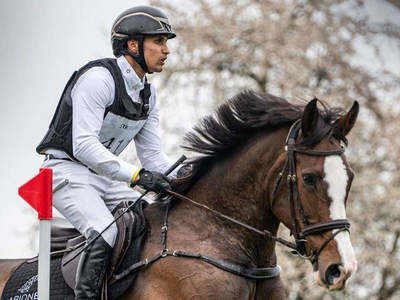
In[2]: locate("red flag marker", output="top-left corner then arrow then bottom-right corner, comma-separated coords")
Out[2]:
18,168 -> 53,219
19,168 -> 53,300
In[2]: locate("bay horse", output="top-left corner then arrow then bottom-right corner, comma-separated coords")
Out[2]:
0,91 -> 358,299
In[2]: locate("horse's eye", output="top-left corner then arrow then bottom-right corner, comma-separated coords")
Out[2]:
302,173 -> 316,186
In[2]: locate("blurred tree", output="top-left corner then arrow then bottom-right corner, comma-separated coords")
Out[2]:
149,0 -> 400,299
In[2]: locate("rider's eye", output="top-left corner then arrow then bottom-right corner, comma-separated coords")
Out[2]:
302,173 -> 316,186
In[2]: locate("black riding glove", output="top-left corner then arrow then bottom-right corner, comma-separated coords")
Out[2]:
132,168 -> 171,193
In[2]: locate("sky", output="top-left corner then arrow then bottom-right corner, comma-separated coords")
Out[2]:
0,0 -> 399,259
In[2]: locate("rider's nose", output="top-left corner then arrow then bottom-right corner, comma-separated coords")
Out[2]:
163,44 -> 170,55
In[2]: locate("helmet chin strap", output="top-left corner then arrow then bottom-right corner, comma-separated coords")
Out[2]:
127,35 -> 152,74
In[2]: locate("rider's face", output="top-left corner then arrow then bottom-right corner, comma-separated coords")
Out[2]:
143,35 -> 170,73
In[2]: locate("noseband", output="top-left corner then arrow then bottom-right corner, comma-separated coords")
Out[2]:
271,120 -> 350,264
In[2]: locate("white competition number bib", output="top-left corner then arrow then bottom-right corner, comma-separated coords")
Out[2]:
99,112 -> 146,155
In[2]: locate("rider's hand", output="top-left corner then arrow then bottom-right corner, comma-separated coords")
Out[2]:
131,168 -> 171,193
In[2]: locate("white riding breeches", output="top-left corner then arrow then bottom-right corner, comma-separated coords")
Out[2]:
41,158 -> 143,247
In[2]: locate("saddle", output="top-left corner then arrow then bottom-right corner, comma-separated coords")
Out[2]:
51,200 -> 148,297
2,200 -> 148,300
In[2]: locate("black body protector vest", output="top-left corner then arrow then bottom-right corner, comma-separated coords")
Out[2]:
36,58 -> 151,159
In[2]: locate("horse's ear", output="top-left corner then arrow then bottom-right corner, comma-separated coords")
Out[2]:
334,101 -> 359,137
301,98 -> 321,138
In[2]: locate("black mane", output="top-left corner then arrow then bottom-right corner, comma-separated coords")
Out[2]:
182,90 -> 344,167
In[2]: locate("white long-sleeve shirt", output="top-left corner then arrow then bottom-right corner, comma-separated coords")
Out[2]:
46,56 -> 172,183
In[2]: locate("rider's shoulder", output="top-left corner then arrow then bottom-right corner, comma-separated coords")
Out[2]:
79,66 -> 113,83
72,64 -> 114,101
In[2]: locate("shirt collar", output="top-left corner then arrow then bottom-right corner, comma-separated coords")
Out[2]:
116,55 -> 144,91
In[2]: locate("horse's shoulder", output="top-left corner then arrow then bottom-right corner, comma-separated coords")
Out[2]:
143,202 -> 165,224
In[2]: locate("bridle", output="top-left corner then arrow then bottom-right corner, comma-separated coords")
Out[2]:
165,119 -> 351,267
271,119 -> 350,265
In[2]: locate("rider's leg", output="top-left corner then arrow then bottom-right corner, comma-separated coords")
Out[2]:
74,230 -> 112,299
43,159 -> 118,299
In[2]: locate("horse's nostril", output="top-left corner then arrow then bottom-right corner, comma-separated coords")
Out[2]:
325,263 -> 342,285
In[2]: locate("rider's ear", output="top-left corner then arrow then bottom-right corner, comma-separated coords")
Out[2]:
301,98 -> 321,138
127,39 -> 139,54
333,101 -> 359,137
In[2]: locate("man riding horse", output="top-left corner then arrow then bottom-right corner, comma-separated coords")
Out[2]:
36,6 -> 177,299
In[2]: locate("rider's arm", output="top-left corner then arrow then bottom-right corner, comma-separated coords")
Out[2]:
71,67 -> 139,183
134,86 -> 177,178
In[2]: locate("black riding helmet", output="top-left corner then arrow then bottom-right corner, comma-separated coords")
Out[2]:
111,6 -> 176,73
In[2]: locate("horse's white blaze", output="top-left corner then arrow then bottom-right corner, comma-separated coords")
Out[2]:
324,156 -> 357,274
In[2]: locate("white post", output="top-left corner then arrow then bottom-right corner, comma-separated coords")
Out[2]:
38,219 -> 51,300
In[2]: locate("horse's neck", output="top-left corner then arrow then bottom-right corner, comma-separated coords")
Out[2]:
186,128 -> 289,265
191,128 -> 287,223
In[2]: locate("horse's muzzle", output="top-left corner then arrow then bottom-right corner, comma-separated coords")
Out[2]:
314,260 -> 357,290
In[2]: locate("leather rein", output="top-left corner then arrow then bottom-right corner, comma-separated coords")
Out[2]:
113,119 -> 351,282
165,119 -> 350,266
